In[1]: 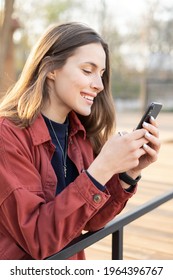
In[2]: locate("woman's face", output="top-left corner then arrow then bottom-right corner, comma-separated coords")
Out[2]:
45,43 -> 106,123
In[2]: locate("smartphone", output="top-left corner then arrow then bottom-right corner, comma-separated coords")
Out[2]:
136,102 -> 162,129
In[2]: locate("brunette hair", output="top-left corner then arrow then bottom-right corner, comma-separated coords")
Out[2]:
0,22 -> 115,155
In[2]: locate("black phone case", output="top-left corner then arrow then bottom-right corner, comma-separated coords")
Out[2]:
136,102 -> 162,129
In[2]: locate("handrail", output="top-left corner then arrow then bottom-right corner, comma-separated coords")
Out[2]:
47,189 -> 173,260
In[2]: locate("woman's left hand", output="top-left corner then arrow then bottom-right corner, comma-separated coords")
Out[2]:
132,116 -> 161,173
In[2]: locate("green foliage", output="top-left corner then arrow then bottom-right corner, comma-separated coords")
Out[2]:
42,0 -> 83,24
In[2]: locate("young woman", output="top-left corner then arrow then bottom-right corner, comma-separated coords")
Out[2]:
0,22 -> 160,260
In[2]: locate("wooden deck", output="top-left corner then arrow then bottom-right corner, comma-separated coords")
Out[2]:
85,111 -> 173,260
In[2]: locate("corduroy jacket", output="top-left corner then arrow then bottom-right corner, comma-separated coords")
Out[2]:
0,111 -> 136,260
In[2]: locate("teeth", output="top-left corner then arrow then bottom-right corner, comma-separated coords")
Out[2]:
82,95 -> 94,101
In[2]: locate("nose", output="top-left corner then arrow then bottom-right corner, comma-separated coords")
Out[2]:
90,75 -> 104,93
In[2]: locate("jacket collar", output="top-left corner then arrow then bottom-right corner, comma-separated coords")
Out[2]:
29,111 -> 86,146
68,111 -> 86,139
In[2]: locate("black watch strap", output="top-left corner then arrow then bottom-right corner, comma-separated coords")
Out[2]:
119,172 -> 141,186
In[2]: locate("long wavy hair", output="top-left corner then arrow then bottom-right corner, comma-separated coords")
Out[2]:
0,22 -> 116,155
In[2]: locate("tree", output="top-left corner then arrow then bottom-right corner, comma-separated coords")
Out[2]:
126,0 -> 173,111
0,0 -> 15,93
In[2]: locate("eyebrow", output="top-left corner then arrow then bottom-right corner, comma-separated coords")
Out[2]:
83,62 -> 105,71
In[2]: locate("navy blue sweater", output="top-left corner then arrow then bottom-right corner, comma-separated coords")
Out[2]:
43,115 -> 105,195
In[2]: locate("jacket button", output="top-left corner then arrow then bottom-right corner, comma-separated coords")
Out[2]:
93,194 -> 102,203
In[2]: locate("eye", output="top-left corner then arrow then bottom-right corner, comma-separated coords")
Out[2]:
82,69 -> 92,74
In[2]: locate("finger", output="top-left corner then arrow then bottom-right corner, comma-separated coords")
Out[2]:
149,116 -> 158,127
144,132 -> 161,152
143,143 -> 158,162
129,128 -> 147,140
142,121 -> 159,138
139,147 -> 147,157
135,137 -> 149,149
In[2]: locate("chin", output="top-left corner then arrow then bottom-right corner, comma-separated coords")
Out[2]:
75,107 -> 92,116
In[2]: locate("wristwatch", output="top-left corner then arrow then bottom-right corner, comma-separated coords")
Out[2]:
119,172 -> 141,186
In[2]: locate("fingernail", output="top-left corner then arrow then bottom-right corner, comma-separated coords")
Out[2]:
143,121 -> 148,127
145,132 -> 151,138
150,116 -> 155,121
143,143 -> 148,149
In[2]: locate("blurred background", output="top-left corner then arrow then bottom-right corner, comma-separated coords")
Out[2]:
1,0 -> 173,112
0,0 -> 173,260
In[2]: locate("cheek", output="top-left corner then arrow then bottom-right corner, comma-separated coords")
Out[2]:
66,77 -> 87,93
54,75 -> 71,94
69,68 -> 90,87
55,69 -> 89,95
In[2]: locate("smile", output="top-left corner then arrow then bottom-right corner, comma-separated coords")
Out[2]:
81,93 -> 95,102
82,95 -> 94,101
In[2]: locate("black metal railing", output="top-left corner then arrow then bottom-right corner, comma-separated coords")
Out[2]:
47,189 -> 173,260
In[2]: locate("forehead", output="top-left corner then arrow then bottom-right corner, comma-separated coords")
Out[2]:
68,43 -> 106,69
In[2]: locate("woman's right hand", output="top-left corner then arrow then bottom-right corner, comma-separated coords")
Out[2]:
87,128 -> 147,185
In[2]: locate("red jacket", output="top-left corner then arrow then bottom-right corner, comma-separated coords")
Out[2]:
0,111 -> 136,260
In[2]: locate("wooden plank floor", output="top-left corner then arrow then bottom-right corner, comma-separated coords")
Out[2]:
85,111 -> 173,260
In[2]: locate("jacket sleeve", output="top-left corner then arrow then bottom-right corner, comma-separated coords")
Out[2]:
84,174 -> 137,231
0,122 -> 112,259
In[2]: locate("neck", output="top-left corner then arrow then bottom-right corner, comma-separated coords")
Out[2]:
41,98 -> 71,123
41,108 -> 68,124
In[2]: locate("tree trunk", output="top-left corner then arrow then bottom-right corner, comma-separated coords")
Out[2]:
0,0 -> 15,93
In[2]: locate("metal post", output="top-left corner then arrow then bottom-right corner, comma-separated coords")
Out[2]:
112,228 -> 123,260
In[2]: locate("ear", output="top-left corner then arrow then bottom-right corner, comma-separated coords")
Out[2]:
47,70 -> 56,81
